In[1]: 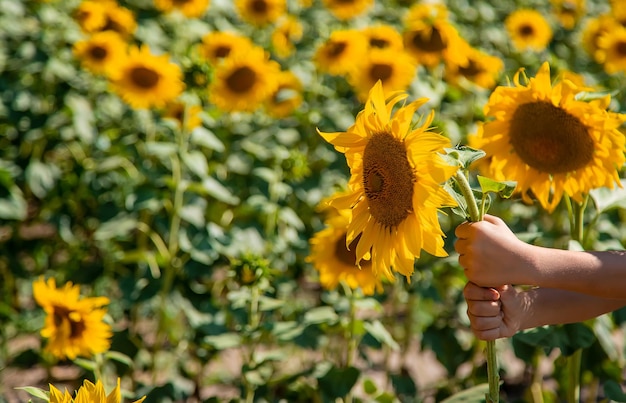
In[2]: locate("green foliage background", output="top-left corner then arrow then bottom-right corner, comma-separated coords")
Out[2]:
2,0 -> 626,402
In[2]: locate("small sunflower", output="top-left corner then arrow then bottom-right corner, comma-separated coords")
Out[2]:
505,9 -> 553,52
271,16 -> 303,59
582,15 -> 619,63
100,5 -> 137,38
161,100 -> 203,132
235,0 -> 286,27
313,29 -> 368,76
318,81 -> 457,280
73,31 -> 128,76
264,70 -> 303,118
610,0 -> 626,25
347,48 -> 417,102
209,47 -> 281,113
74,1 -> 108,33
109,45 -> 184,110
445,46 -> 503,89
154,0 -> 210,18
308,206 -> 384,295
197,31 -> 255,64
402,4 -> 468,69
361,24 -> 404,51
49,378 -> 146,403
322,0 -> 374,20
550,0 -> 585,30
597,26 -> 626,74
471,62 -> 626,212
33,277 -> 112,360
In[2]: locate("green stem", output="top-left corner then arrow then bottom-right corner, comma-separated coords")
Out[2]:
344,286 -> 357,403
566,349 -> 582,403
453,170 -> 499,402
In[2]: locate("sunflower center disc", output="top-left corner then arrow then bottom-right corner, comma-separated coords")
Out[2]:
53,306 -> 86,338
335,234 -> 371,268
617,40 -> 626,56
459,60 -> 481,78
411,27 -> 445,52
363,132 -> 415,228
130,67 -> 160,89
329,42 -> 347,57
227,66 -> 257,93
251,0 -> 268,13
214,46 -> 231,58
89,45 -> 108,60
370,63 -> 393,82
519,24 -> 535,37
509,101 -> 594,173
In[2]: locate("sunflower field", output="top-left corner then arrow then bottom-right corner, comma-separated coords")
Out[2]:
3,0 -> 626,402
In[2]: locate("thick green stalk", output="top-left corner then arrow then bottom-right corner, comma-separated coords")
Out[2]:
453,170 -> 499,403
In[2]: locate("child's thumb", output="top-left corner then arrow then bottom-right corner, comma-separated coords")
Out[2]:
496,284 -> 516,303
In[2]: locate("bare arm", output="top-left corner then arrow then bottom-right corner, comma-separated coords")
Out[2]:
464,282 -> 626,340
455,215 -> 626,299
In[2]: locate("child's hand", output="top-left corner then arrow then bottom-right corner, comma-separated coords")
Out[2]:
454,214 -> 537,287
463,282 -> 523,340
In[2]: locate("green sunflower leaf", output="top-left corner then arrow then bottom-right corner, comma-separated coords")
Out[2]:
14,387 -> 49,401
443,146 -> 486,169
477,175 -> 517,199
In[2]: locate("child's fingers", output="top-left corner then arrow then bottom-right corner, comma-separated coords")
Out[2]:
463,282 -> 500,301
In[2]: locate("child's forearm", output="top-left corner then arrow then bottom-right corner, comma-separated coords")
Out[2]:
520,287 -> 626,330
524,248 -> 626,299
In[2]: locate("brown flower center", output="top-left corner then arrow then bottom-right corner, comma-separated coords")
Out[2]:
214,45 -> 231,59
328,41 -> 347,58
250,0 -> 268,14
615,40 -> 626,56
89,45 -> 108,61
130,66 -> 160,89
458,60 -> 482,78
370,38 -> 390,48
363,132 -> 415,228
53,306 -> 86,339
335,233 -> 371,268
509,101 -> 594,173
519,24 -> 535,37
409,27 -> 445,52
369,63 -> 393,82
226,66 -> 257,93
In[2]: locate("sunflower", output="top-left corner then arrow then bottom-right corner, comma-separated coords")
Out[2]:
313,29 -> 368,76
550,0 -> 585,30
307,206 -> 384,295
445,46 -> 504,89
73,31 -> 128,76
197,31 -> 255,64
322,0 -> 374,20
597,26 -> 626,74
610,0 -> 626,25
271,16 -> 303,59
582,15 -> 620,63
154,0 -> 210,18
161,100 -> 203,132
264,70 -> 303,118
402,4 -> 469,69
471,62 -> 626,212
74,1 -> 108,33
235,0 -> 286,27
49,378 -> 146,403
318,81 -> 457,280
208,47 -> 281,113
347,48 -> 417,102
109,45 -> 184,110
100,5 -> 137,38
505,9 -> 553,52
33,277 -> 112,360
361,24 -> 404,51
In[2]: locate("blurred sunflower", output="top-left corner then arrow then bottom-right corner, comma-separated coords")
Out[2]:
235,0 -> 286,27
49,378 -> 146,403
318,81 -> 457,280
348,48 -> 417,102
73,31 -> 128,76
197,31 -> 255,64
322,0 -> 374,20
445,46 -> 503,89
74,1 -> 108,33
597,26 -> 626,74
307,206 -> 384,295
33,277 -> 112,360
100,5 -> 137,38
209,47 -> 281,112
109,45 -> 184,110
264,70 -> 303,118
471,62 -> 626,212
610,0 -> 626,25
271,16 -> 303,58
361,24 -> 404,51
505,9 -> 553,52
313,29 -> 368,76
161,100 -> 203,132
582,14 -> 619,63
550,0 -> 585,30
402,4 -> 468,68
154,0 -> 210,18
